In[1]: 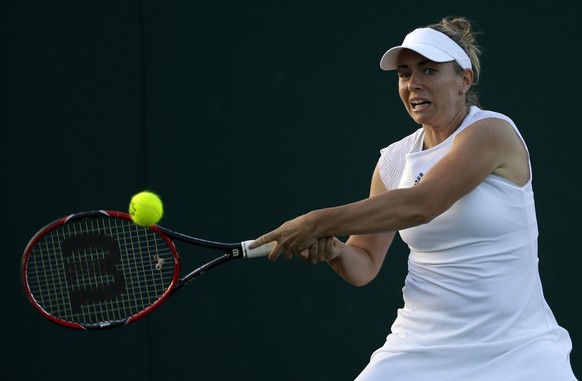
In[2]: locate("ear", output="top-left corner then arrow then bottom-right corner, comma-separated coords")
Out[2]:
460,68 -> 474,95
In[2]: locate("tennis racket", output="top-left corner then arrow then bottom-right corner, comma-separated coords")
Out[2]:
21,210 -> 274,330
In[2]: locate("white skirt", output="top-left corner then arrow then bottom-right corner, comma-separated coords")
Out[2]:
355,329 -> 577,381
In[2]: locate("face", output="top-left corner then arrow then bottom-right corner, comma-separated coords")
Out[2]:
396,49 -> 472,129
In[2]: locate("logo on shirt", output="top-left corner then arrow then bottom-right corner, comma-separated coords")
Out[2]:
414,172 -> 424,186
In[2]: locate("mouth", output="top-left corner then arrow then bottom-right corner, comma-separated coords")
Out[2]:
410,98 -> 431,111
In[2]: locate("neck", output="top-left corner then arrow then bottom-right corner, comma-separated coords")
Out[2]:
422,106 -> 469,149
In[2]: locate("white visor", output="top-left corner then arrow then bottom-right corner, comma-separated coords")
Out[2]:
379,28 -> 472,71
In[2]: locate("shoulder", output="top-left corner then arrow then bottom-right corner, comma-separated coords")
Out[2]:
465,107 -> 518,130
456,107 -> 522,145
457,109 -> 530,186
455,118 -> 517,153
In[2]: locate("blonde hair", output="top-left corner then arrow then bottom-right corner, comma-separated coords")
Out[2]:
426,17 -> 483,107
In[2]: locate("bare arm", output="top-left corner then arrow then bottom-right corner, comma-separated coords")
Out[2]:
325,164 -> 396,286
251,118 -> 528,278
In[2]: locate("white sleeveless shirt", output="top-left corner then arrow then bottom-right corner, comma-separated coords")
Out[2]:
356,107 -> 576,381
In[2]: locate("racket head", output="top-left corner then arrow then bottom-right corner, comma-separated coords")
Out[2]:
21,210 -> 180,330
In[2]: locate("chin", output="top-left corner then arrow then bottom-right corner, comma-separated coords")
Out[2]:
409,112 -> 430,126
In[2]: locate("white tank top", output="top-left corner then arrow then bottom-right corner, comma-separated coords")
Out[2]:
369,107 -> 575,380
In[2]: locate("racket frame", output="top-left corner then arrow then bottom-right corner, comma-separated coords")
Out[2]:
21,210 -> 265,330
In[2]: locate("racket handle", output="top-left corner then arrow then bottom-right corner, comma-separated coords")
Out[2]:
241,240 -> 275,259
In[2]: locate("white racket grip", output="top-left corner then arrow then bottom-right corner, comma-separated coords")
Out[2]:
241,240 -> 276,259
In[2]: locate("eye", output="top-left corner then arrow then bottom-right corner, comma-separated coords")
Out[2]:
424,68 -> 437,75
398,71 -> 410,79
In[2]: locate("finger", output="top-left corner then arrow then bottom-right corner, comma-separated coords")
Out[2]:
318,237 -> 327,257
309,243 -> 318,258
325,236 -> 334,252
325,236 -> 339,261
249,232 -> 276,249
317,238 -> 333,263
298,248 -> 310,260
267,242 -> 283,261
283,248 -> 294,260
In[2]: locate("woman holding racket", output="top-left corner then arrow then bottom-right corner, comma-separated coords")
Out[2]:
251,17 -> 577,381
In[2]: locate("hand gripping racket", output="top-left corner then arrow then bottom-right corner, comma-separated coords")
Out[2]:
20,210 -> 274,330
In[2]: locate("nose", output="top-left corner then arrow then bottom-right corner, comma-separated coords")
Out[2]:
408,72 -> 422,91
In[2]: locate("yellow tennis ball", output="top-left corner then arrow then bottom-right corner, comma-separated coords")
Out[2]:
129,191 -> 164,227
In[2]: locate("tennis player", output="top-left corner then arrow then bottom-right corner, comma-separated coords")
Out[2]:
251,17 -> 578,380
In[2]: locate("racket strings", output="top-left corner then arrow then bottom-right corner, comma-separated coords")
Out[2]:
25,217 -> 176,326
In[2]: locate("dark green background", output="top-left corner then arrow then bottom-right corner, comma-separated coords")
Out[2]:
2,1 -> 579,380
